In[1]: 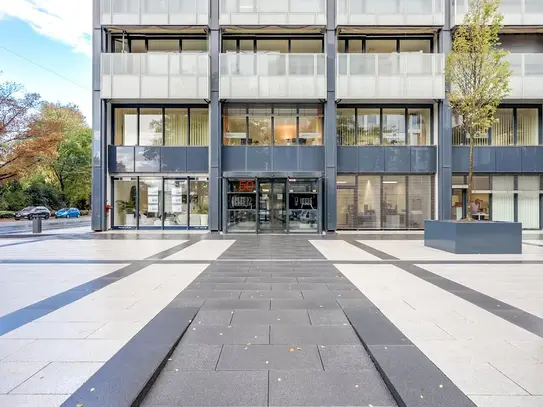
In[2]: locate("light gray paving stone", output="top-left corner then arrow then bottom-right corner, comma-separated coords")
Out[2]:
297,276 -> 349,283
271,299 -> 340,309
240,290 -> 302,300
0,361 -> 48,393
319,345 -> 375,371
232,310 -> 310,325
214,283 -> 272,291
269,370 -> 397,407
0,395 -> 70,407
164,344 -> 222,371
193,310 -> 234,325
217,345 -> 322,371
182,325 -> 269,345
308,309 -> 349,325
142,371 -> 268,407
202,299 -> 270,310
271,325 -> 359,345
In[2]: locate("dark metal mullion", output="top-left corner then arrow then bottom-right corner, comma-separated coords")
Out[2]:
162,108 -> 166,146
404,175 -> 409,230
179,39 -> 182,52
187,107 -> 191,146
271,112 -> 275,146
404,107 -> 408,145
286,179 -> 290,233
354,107 -> 358,146
245,108 -> 249,145
136,108 -> 140,145
161,178 -> 165,230
256,178 -> 260,234
513,107 -> 518,145
380,175 -> 384,229
187,178 -> 191,229
379,108 -> 384,145
145,39 -> 149,52
296,111 -> 300,145
136,177 -> 140,230
514,175 -> 519,223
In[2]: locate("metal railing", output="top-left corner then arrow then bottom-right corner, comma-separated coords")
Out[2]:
336,53 -> 445,99
219,53 -> 327,99
337,0 -> 444,25
101,53 -> 210,99
452,0 -> 543,26
505,53 -> 543,99
220,0 -> 326,25
101,0 -> 209,25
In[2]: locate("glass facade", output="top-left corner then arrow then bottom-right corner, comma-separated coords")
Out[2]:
114,107 -> 209,146
338,37 -> 432,53
337,107 -> 432,146
111,36 -> 208,53
336,175 -> 434,230
112,177 -> 209,229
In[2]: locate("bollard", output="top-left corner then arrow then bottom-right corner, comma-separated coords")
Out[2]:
32,217 -> 42,234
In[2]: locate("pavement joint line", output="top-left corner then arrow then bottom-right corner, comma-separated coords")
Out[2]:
0,239 -> 202,336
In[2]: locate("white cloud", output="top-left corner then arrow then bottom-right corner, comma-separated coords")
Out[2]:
0,0 -> 92,56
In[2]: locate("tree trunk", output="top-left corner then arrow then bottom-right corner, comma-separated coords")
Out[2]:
466,133 -> 474,221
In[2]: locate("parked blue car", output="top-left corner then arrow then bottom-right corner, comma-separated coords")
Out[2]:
55,208 -> 80,219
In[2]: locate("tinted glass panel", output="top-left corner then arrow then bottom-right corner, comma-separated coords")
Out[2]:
382,109 -> 405,145
114,108 -> 138,145
357,109 -> 380,146
113,178 -> 137,227
139,108 -> 163,146
165,108 -> 188,146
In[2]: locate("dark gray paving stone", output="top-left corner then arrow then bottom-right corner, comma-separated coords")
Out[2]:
337,298 -> 376,309
214,283 -> 272,291
217,345 -> 322,371
271,299 -> 340,309
297,276 -> 349,283
240,290 -> 302,300
246,277 -> 298,283
327,283 -> 359,291
272,283 -> 330,291
308,309 -> 349,325
186,282 -> 216,290
142,371 -> 268,407
193,310 -> 234,325
368,345 -> 476,407
232,310 -> 310,325
271,272 -> 336,278
202,299 -> 270,310
182,325 -> 269,345
271,325 -> 359,345
177,290 -> 241,300
269,370 -> 397,407
302,290 -> 364,300
169,298 -> 206,308
197,277 -> 247,283
164,344 -> 222,371
207,272 -> 272,277
344,307 -> 412,346
319,345 -> 375,371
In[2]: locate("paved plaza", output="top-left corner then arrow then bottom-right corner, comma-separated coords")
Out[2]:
0,230 -> 542,406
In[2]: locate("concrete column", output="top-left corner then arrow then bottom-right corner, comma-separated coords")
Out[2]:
438,0 -> 453,221
91,0 -> 106,231
324,0 -> 337,232
209,0 -> 221,231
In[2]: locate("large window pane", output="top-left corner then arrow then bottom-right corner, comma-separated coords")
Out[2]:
190,180 -> 209,228
366,39 -> 396,53
138,178 -> 163,227
337,185 -> 355,229
382,109 -> 406,145
288,180 -> 318,232
337,109 -> 356,146
164,179 -> 188,227
182,39 -> 207,52
131,40 -> 146,53
165,108 -> 188,146
408,108 -> 431,145
492,108 -> 514,146
298,108 -> 323,146
452,189 -> 463,220
291,40 -> 323,53
274,108 -> 297,145
190,108 -> 209,146
348,39 -> 363,53
223,108 -> 246,145
248,108 -> 272,146
518,176 -> 540,229
257,39 -> 288,53
383,176 -> 406,229
114,108 -> 138,145
148,39 -> 179,53
227,180 -> 257,232
408,176 -> 432,228
357,175 -> 381,229
357,108 -> 380,146
517,108 -> 539,145
139,108 -> 163,146
113,178 -> 137,227
399,39 -> 432,53
492,176 -> 514,222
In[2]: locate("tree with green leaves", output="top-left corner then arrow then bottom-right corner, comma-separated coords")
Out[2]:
446,0 -> 511,220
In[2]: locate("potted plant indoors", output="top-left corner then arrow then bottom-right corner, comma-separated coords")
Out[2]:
116,200 -> 136,225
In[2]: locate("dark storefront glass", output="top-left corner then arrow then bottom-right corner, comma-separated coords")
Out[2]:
288,180 -> 318,232
227,179 -> 257,232
113,178 -> 137,228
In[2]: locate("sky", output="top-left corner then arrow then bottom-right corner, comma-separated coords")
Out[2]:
0,0 -> 92,123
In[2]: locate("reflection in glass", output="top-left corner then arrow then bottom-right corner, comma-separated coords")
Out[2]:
181,39 -> 208,52
357,175 -> 381,229
190,180 -> 209,228
452,189 -> 463,220
289,180 -> 318,232
114,147 -> 135,172
408,108 -> 431,145
366,39 -> 396,53
337,109 -> 356,146
165,108 -> 188,146
399,39 -> 432,53
274,115 -> 297,145
517,108 -> 538,145
298,108 -> 323,145
135,147 -> 160,172
257,39 -> 289,53
114,108 -> 138,145
383,176 -> 406,229
408,176 -> 432,228
227,180 -> 257,232
139,108 -> 163,146
248,108 -> 272,146
148,39 -> 179,53
138,178 -> 163,227
290,40 -> 323,53
383,109 -> 406,145
113,178 -> 137,228
164,179 -> 188,227
491,108 -> 514,146
190,108 -> 209,146
357,109 -> 380,145
223,108 -> 247,145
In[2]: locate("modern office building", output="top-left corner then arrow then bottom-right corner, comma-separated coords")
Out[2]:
91,0 -> 543,233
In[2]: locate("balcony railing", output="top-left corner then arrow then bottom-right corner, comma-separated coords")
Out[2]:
337,0 -> 444,26
101,53 -> 210,99
219,53 -> 327,99
337,53 -> 445,100
452,0 -> 543,26
220,0 -> 326,25
505,53 -> 543,99
100,0 -> 208,25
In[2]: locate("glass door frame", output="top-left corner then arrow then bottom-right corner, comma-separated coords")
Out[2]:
256,178 -> 288,234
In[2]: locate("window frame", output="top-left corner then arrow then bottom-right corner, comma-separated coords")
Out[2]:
221,35 -> 324,53
108,34 -> 208,53
337,35 -> 434,54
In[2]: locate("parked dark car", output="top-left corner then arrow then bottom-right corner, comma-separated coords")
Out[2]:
14,206 -> 36,220
16,206 -> 51,220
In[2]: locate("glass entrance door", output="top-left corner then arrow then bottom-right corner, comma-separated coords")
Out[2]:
259,179 -> 286,233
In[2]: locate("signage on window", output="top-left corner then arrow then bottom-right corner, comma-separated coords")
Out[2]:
228,193 -> 256,210
289,194 -> 317,210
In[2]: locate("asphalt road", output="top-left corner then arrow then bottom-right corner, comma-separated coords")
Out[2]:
0,217 -> 91,235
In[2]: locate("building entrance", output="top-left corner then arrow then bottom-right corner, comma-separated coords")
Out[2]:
225,177 -> 321,233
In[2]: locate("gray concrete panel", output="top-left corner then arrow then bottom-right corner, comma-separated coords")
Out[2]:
247,147 -> 272,171
521,146 -> 543,172
385,146 -> 411,173
495,147 -> 522,172
299,146 -> 325,171
474,147 -> 496,172
160,147 -> 187,172
222,146 -> 247,171
359,147 -> 385,172
411,146 -> 437,173
273,147 -> 299,171
135,147 -> 160,172
337,147 -> 359,172
186,147 -> 209,173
